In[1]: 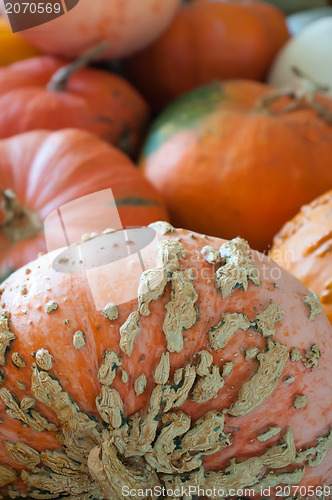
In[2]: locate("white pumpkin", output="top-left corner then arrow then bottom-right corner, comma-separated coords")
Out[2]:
268,17 -> 332,96
0,0 -> 180,60
287,7 -> 332,35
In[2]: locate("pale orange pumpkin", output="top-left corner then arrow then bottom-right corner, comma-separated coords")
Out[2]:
271,190 -> 332,324
0,129 -> 169,282
1,0 -> 180,59
0,224 -> 331,498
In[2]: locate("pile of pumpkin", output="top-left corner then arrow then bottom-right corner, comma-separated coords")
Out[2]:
0,1 -> 331,499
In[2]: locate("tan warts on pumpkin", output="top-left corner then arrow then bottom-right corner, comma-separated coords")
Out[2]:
209,312 -> 250,350
257,426 -> 281,441
293,394 -> 307,409
45,301 -> 58,314
215,238 -> 260,298
102,302 -> 118,321
303,292 -> 322,321
196,350 -> 213,376
0,387 -> 57,432
228,339 -> 288,417
290,348 -> 302,362
252,302 -> 284,337
304,344 -> 321,370
163,269 -> 198,352
11,353 -> 25,368
157,239 -> 185,273
0,313 -> 15,366
5,442 -> 41,470
73,330 -> 86,350
138,267 -> 167,316
294,427 -> 332,467
154,352 -> 170,384
96,386 -> 123,428
119,311 -> 140,356
0,465 -> 17,488
35,349 -> 53,371
134,373 -> 147,396
31,366 -> 100,463
98,350 -> 121,386
201,245 -> 222,264
149,221 -> 175,235
191,365 -> 224,403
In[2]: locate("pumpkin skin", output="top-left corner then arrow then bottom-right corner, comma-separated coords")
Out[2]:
2,0 -> 180,60
271,190 -> 332,325
124,0 -> 290,111
140,80 -> 332,252
0,129 -> 169,282
0,17 -> 40,66
0,225 -> 331,498
0,55 -> 148,156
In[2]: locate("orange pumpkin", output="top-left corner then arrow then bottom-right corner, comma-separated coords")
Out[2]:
125,0 -> 290,111
0,17 -> 41,66
271,190 -> 332,324
0,129 -> 169,282
140,79 -> 332,252
1,0 -> 180,60
0,224 -> 331,498
0,54 -> 148,156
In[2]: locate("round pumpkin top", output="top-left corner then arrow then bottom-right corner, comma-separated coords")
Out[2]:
0,55 -> 148,155
0,129 -> 169,282
140,79 -> 332,252
0,223 -> 331,498
271,190 -> 332,324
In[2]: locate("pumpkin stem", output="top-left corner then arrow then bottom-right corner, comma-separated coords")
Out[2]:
0,189 -> 42,243
47,41 -> 109,92
256,66 -> 332,126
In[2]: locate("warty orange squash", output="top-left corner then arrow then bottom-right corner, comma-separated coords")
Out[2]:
0,223 -> 331,498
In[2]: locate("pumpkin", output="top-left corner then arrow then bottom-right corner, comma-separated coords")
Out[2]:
124,0 -> 290,111
268,18 -> 332,98
0,223 -> 331,498
271,190 -> 332,325
140,79 -> 332,252
0,17 -> 40,66
0,129 -> 169,282
1,0 -> 180,60
0,51 -> 148,156
287,7 -> 332,35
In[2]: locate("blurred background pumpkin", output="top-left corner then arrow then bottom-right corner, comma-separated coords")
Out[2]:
0,51 -> 148,157
271,190 -> 332,324
0,0 -> 181,59
0,129 -> 169,282
140,79 -> 332,252
268,17 -> 332,98
124,0 -> 290,112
